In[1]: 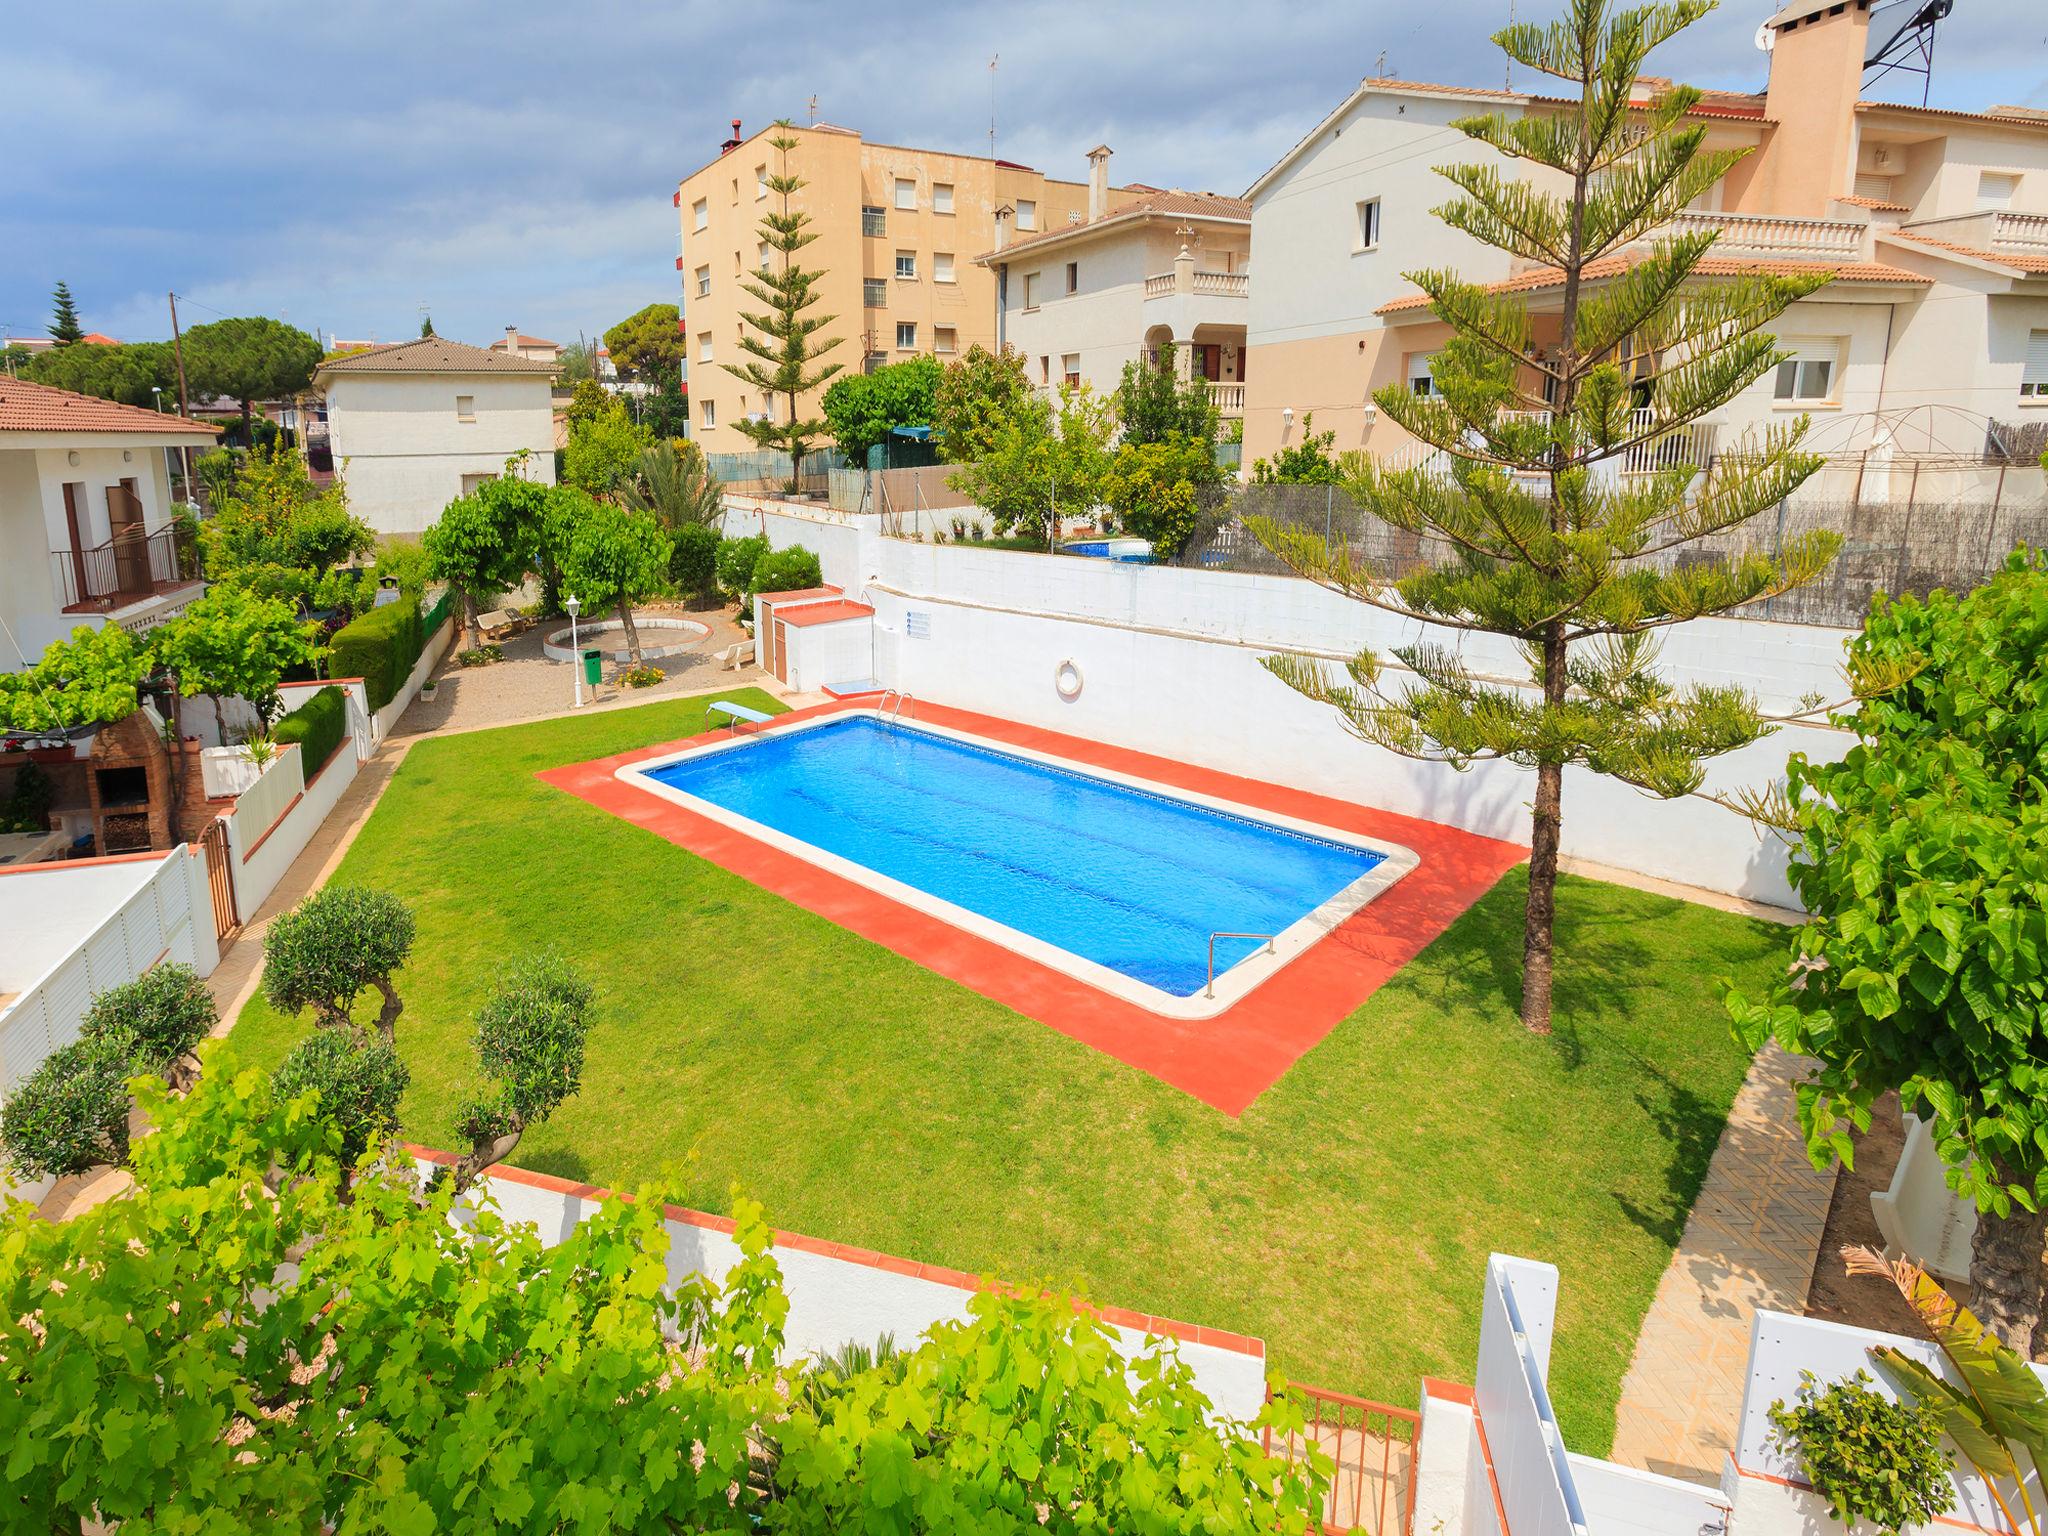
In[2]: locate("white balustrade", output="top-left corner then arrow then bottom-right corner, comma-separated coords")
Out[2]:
1665,209 -> 1865,259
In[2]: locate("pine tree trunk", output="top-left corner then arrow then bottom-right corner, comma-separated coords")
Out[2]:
618,597 -> 645,667
1520,621 -> 1569,1035
1969,1163 -> 2048,1357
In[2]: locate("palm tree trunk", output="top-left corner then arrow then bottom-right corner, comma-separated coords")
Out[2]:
1970,1162 -> 2047,1356
617,597 -> 644,667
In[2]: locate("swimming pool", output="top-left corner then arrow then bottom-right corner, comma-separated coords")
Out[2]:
621,713 -> 1417,1017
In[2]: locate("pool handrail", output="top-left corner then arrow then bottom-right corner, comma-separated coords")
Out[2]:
1206,931 -> 1277,998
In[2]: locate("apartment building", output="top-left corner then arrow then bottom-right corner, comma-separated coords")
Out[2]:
675,119 -> 1141,454
1240,0 -> 2048,481
978,148 -> 1250,414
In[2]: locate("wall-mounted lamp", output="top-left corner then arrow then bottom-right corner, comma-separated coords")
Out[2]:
67,450 -> 80,467
1281,406 -> 1295,431
122,449 -> 132,463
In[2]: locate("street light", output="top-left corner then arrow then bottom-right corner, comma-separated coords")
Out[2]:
566,595 -> 583,709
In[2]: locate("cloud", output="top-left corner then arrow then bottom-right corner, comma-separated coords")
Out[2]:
5,0 -> 2043,348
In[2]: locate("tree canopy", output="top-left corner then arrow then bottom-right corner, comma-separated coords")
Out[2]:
948,385 -> 1115,546
424,472 -> 547,642
558,495 -> 672,665
182,315 -> 322,434
1247,0 -> 1837,1034
0,623 -> 155,733
150,581 -> 325,722
562,393 -> 655,496
821,356 -> 941,462
1114,343 -> 1219,451
932,344 -> 1033,463
22,340 -> 174,407
48,281 -> 83,344
602,303 -> 683,381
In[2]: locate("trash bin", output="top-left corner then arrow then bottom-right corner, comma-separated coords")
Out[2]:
581,649 -> 602,688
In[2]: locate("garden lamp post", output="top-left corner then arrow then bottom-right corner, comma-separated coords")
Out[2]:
566,595 -> 583,709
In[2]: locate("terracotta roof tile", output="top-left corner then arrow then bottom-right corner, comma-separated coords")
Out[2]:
779,598 -> 874,628
1377,251 -> 1929,313
980,187 -> 1249,262
1885,231 -> 2048,275
490,334 -> 559,349
315,335 -> 556,377
1856,100 -> 2048,133
0,377 -> 224,436
1835,194 -> 1910,212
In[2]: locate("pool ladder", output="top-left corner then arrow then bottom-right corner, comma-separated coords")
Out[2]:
1205,931 -> 1277,998
878,689 -> 916,727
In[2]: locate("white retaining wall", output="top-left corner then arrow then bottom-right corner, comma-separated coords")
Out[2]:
435,1155 -> 1269,1422
370,615 -> 454,743
223,733 -> 362,922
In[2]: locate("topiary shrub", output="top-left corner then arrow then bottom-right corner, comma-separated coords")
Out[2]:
1767,1370 -> 1954,1535
272,1027 -> 409,1175
263,886 -> 416,1040
747,544 -> 823,598
271,685 -> 347,776
0,1035 -> 132,1181
669,521 -> 720,601
81,963 -> 216,1078
328,600 -> 424,711
713,534 -> 769,602
451,952 -> 594,1190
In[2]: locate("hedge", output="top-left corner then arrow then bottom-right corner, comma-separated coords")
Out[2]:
274,685 -> 348,776
328,600 -> 423,711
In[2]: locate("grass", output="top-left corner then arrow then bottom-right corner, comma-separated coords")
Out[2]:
218,692 -> 1782,1454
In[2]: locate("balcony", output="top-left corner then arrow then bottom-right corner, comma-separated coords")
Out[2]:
1209,381 -> 1246,415
1662,210 -> 1867,260
1145,268 -> 1249,300
1894,207 -> 2048,257
50,527 -> 194,615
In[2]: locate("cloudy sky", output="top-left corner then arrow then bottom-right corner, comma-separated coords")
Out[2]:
6,0 -> 2045,352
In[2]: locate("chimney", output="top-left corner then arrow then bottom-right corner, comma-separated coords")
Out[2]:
1086,144 -> 1112,223
504,324 -> 520,354
994,205 -> 1013,251
720,117 -> 743,156
1749,0 -> 1874,216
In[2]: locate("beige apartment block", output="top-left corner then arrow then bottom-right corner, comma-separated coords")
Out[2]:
676,119 -> 1142,454
1239,0 -> 2048,478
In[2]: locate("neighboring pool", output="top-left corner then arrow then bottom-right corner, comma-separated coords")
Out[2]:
623,713 -> 1417,1016
1063,537 -> 1157,564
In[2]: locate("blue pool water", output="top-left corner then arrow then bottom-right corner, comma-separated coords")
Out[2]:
1063,539 -> 1157,564
641,717 -> 1386,996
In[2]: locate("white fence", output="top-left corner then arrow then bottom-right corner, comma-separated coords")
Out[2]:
425,1151 -> 1269,1422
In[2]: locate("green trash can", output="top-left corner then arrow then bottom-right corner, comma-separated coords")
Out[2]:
581,649 -> 602,689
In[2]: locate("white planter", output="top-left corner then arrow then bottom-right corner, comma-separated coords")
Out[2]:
200,745 -> 265,799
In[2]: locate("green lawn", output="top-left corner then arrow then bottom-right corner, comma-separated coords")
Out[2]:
218,692 -> 1781,1454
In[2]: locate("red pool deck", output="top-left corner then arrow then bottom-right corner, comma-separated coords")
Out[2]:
539,699 -> 1527,1116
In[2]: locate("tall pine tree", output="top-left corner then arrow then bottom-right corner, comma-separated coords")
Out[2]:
723,121 -> 843,490
1250,0 -> 1840,1034
49,282 -> 84,345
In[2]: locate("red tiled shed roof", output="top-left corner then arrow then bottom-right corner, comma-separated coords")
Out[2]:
779,599 -> 874,628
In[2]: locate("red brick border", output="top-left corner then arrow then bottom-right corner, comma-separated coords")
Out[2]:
538,699 -> 1526,1115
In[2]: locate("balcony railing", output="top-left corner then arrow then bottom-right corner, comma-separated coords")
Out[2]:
1665,209 -> 1866,259
1209,381 -> 1246,413
1143,268 -> 1249,299
1990,211 -> 2048,252
50,527 -> 187,612
1143,272 -> 1175,299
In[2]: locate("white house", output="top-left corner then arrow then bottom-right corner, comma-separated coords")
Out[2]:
979,151 -> 1251,413
314,336 -> 557,535
0,378 -> 220,669
1240,0 -> 2048,487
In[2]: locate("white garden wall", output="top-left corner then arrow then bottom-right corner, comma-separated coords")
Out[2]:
425,1152 -> 1269,1422
223,732 -> 362,921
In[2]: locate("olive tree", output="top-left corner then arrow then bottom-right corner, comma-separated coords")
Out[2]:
452,952 -> 595,1192
271,1028 -> 409,1177
262,886 -> 416,1041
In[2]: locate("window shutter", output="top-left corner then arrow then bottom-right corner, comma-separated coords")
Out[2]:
2023,330 -> 2048,395
1853,173 -> 1894,202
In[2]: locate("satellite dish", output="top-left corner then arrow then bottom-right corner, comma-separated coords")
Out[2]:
1755,18 -> 1776,51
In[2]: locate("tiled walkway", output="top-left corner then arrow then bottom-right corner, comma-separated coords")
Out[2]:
1608,1042 -> 1836,1483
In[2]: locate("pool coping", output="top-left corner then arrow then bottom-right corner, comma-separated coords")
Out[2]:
539,697 -> 1528,1115
617,709 -> 1420,1020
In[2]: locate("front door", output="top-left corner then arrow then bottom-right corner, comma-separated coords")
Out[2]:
773,620 -> 789,683
108,481 -> 150,595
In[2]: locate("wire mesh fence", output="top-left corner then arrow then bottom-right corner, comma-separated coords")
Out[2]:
703,446 -> 853,499
1171,464 -> 2048,630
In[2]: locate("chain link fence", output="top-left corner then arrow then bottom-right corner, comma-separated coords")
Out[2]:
1172,458 -> 2048,629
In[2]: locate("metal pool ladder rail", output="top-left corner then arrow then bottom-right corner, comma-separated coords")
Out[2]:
1206,931 -> 1277,998
878,690 -> 916,726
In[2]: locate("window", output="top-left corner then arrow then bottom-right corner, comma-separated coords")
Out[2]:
863,351 -> 886,375
1015,199 -> 1037,231
896,321 -> 918,350
1355,198 -> 1382,251
455,394 -> 476,422
862,204 -> 886,238
692,197 -> 708,231
1773,340 -> 1840,403
934,252 -> 955,284
460,472 -> 496,496
695,265 -> 711,298
935,325 -> 957,355
1039,356 -> 1050,383
758,241 -> 772,270
895,177 -> 916,210
2021,329 -> 2048,398
1406,353 -> 1438,397
1061,353 -> 1080,387
895,250 -> 917,280
1978,171 -> 2021,211
1065,261 -> 1078,294
1022,271 -> 1040,309
1853,172 -> 1896,203
864,277 -> 888,308
697,331 -> 713,363
700,399 -> 716,429
933,181 -> 954,214
755,164 -> 768,199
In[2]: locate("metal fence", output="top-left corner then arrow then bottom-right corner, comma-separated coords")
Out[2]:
1174,460 -> 2048,630
1263,1382 -> 1419,1536
703,446 -> 854,499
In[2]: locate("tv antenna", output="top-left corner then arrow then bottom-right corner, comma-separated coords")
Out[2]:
807,94 -> 818,125
988,54 -> 998,160
1862,0 -> 1954,105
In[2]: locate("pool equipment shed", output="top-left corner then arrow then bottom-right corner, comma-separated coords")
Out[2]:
755,585 -> 875,692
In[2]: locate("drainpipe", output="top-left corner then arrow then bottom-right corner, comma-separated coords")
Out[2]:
995,263 -> 1008,350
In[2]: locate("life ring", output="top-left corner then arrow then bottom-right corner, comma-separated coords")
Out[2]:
1054,659 -> 1083,701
